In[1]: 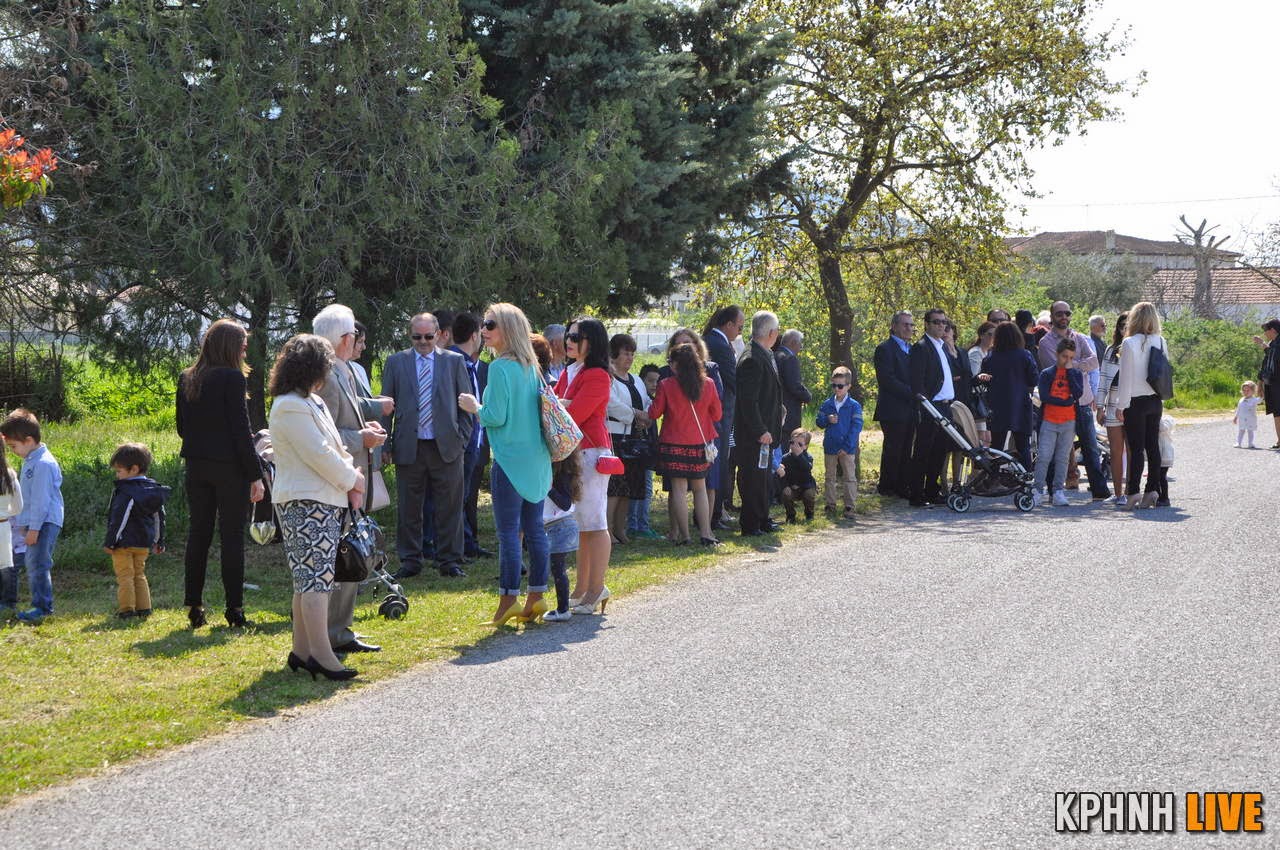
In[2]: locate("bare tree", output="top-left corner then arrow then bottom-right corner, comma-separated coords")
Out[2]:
1176,215 -> 1231,319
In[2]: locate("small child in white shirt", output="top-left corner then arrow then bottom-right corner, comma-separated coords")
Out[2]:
1157,414 -> 1175,507
1233,381 -> 1263,448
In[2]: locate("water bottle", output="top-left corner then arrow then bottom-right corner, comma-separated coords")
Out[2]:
757,443 -> 769,469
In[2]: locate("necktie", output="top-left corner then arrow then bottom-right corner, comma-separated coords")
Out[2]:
418,355 -> 433,437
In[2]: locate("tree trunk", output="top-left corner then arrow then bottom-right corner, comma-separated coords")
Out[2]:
245,288 -> 273,430
818,249 -> 865,401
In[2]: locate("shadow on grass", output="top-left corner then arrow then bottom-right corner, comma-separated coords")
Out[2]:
219,667 -> 352,719
131,620 -> 291,658
449,614 -> 607,666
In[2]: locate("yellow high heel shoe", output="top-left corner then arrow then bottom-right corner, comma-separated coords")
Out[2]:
486,603 -> 524,626
515,598 -> 549,624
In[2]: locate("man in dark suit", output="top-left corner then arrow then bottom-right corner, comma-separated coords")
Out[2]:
450,312 -> 492,559
382,312 -> 475,578
775,329 -> 812,436
907,309 -> 971,507
703,305 -> 745,528
735,311 -> 784,536
872,311 -> 916,498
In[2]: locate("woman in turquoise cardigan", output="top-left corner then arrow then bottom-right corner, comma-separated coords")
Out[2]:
458,303 -> 552,625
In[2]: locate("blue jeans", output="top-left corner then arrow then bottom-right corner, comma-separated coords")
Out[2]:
627,469 -> 653,533
461,446 -> 479,552
1034,420 -> 1076,494
0,566 -> 17,608
490,462 -> 549,596
24,522 -> 60,614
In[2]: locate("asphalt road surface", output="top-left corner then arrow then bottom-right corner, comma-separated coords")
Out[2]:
2,419 -> 1276,848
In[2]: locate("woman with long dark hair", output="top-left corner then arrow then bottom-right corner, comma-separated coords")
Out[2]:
977,321 -> 1039,468
176,319 -> 264,629
1095,311 -> 1129,503
658,327 -> 724,539
555,317 -> 613,614
649,344 -> 723,545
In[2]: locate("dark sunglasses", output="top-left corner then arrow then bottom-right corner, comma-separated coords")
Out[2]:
1054,310 -> 1072,317
831,383 -> 846,389
566,332 -> 583,343
411,333 -> 435,342
481,319 -> 498,331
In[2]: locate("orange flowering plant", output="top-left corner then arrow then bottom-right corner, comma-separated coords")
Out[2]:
1,126 -> 57,209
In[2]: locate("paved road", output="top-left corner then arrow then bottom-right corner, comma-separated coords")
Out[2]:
2,420 -> 1276,848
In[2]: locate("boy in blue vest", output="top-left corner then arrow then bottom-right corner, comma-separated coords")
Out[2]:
1,409 -> 64,623
816,367 -> 864,519
104,442 -> 171,620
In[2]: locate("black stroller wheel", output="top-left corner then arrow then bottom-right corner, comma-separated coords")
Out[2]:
379,594 -> 409,620
948,494 -> 971,513
1014,492 -> 1036,512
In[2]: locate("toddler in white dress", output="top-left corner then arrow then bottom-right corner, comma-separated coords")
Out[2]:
1233,381 -> 1263,448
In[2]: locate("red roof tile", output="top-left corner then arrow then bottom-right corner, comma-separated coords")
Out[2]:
1005,230 -> 1240,261
1145,267 -> 1280,305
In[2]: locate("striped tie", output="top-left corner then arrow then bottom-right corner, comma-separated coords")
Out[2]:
418,354 -> 433,438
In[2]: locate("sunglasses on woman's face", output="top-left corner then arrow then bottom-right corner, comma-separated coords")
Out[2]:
567,332 -> 583,343
481,319 -> 497,331
411,333 -> 435,342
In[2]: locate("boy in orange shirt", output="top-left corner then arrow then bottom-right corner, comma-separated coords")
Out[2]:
1033,339 -> 1084,507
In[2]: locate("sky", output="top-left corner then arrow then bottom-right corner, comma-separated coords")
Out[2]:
1009,0 -> 1280,255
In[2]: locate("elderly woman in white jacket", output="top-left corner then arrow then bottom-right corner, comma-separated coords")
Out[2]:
605,333 -> 651,544
268,334 -> 365,681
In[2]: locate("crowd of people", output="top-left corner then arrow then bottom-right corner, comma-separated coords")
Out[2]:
3,298 -> 1279,681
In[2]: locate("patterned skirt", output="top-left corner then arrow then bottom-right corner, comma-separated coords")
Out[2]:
277,499 -> 344,594
657,442 -> 711,479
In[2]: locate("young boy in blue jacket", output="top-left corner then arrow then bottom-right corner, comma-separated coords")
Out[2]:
1,409 -> 63,623
104,442 -> 170,619
775,429 -> 818,522
816,366 -> 863,518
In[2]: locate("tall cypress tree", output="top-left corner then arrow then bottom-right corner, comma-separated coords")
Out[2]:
461,0 -> 783,315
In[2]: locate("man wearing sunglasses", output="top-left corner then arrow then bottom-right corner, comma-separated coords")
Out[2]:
873,311 -> 916,498
381,313 -> 476,578
907,308 -> 971,506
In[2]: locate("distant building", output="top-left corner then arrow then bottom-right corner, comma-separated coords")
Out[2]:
1145,267 -> 1280,321
1006,229 -> 1241,272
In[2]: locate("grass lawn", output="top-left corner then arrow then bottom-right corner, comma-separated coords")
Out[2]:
0,418 -> 880,804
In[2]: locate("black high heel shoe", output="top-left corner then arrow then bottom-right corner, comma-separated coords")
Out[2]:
286,652 -> 307,673
188,606 -> 206,629
224,608 -> 252,628
304,657 -> 358,681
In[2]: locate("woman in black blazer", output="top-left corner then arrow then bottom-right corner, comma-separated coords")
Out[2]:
176,319 -> 265,629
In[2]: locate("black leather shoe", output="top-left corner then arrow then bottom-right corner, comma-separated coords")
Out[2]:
333,639 -> 381,654
394,565 -> 422,579
740,529 -> 766,537
438,565 -> 468,578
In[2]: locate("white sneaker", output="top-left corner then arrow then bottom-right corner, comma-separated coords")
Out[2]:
1111,494 -> 1127,505
1032,491 -> 1044,508
1051,490 -> 1069,507
543,609 -> 572,622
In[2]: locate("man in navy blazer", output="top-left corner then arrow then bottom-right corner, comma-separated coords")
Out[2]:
703,305 -> 745,527
450,312 -> 493,559
872,311 -> 916,498
907,309 -> 971,506
381,312 -> 475,578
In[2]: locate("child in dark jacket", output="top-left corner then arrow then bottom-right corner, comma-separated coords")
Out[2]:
1033,339 -> 1083,507
104,443 -> 170,619
775,429 -> 818,522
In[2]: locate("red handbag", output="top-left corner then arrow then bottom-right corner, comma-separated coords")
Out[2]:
595,454 -> 625,475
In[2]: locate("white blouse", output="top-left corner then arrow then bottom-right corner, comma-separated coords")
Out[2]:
1115,334 -> 1166,411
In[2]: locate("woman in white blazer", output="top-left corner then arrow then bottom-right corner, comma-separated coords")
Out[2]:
268,335 -> 365,681
1115,301 -> 1167,509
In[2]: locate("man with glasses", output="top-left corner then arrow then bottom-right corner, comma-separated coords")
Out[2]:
1036,301 -> 1109,499
907,308 -> 971,506
873,311 -> 916,498
381,313 -> 475,578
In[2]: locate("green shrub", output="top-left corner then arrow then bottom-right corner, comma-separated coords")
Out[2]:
1161,316 -> 1261,409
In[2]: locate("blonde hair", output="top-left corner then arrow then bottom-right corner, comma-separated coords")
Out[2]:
790,428 -> 812,446
1243,380 -> 1257,392
831,366 -> 852,381
1125,301 -> 1161,337
486,303 -> 536,370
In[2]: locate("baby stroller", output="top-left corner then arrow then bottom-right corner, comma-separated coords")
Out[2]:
918,396 -> 1036,513
249,429 -> 408,619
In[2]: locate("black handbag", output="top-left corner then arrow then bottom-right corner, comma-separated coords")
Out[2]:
1145,338 -> 1174,401
614,429 -> 657,464
333,508 -> 386,583
970,382 -> 993,421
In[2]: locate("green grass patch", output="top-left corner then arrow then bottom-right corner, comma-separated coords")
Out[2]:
1,416 -> 876,803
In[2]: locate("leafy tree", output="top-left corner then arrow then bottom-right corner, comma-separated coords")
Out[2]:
13,0 -> 542,423
744,0 -> 1132,378
1013,247 -> 1148,314
460,0 -> 784,315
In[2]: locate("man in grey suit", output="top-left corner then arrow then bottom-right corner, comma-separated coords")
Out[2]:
382,312 -> 475,578
313,304 -> 388,654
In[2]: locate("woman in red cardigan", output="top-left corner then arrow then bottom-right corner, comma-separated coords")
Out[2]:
649,344 -> 723,546
555,317 -> 614,614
